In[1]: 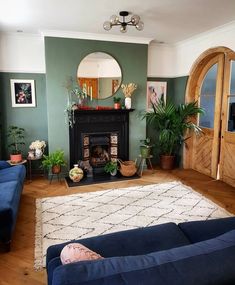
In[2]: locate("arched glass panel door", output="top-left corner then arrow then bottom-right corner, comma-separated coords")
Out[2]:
192,55 -> 224,179
220,56 -> 235,187
199,64 -> 218,129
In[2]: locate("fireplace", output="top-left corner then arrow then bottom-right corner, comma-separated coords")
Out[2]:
69,109 -> 134,175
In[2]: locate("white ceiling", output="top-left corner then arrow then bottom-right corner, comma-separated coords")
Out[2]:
1,0 -> 235,44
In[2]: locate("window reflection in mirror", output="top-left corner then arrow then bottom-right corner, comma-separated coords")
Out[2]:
77,52 -> 122,100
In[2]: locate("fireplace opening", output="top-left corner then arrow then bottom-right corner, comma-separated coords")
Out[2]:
82,132 -> 118,175
90,145 -> 109,167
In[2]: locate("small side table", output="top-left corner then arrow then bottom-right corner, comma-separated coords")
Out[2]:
137,155 -> 154,177
27,156 -> 43,181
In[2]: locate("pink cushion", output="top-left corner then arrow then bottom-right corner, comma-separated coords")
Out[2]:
60,243 -> 103,265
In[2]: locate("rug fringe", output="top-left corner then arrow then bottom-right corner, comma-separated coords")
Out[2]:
34,198 -> 43,271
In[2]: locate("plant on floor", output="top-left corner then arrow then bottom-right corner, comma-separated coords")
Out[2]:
7,125 -> 25,163
142,99 -> 204,169
104,160 -> 118,176
42,149 -> 66,174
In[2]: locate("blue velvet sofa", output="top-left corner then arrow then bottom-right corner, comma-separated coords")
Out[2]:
0,160 -> 26,251
47,216 -> 235,285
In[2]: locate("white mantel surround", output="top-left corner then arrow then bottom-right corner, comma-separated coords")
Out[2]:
0,21 -> 235,77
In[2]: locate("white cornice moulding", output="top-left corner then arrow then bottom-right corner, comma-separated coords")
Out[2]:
174,20 -> 235,48
0,69 -> 46,74
40,30 -> 153,45
147,73 -> 189,78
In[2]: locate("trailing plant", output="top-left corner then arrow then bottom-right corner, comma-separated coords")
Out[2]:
7,125 -> 25,155
143,99 -> 204,156
42,149 -> 66,170
64,77 -> 87,127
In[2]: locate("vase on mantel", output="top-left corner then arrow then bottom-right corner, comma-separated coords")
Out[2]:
125,97 -> 131,109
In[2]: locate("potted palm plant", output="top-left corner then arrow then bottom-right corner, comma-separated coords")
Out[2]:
143,100 -> 204,169
42,149 -> 66,174
7,125 -> 25,163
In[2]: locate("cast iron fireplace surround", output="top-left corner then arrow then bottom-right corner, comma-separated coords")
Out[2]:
69,109 -> 134,169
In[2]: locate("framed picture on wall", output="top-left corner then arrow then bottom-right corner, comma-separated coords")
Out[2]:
146,81 -> 167,110
10,79 -> 36,107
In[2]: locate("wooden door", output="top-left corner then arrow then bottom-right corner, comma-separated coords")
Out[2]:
78,78 -> 98,99
220,53 -> 235,187
192,55 -> 224,178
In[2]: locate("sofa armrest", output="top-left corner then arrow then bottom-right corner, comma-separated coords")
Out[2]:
0,161 -> 11,170
178,216 -> 235,243
51,230 -> 235,285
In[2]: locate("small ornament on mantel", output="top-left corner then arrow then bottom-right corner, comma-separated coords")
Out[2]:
121,83 -> 137,109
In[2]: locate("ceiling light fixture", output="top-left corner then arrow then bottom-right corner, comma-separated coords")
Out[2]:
103,11 -> 144,33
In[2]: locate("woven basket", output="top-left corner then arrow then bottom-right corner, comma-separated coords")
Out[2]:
118,159 -> 137,177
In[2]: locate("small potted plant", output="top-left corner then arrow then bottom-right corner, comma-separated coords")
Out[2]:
42,149 -> 66,174
7,125 -> 25,163
113,97 -> 122,109
139,137 -> 154,158
104,160 -> 118,176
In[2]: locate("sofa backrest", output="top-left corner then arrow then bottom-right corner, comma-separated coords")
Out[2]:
52,230 -> 235,285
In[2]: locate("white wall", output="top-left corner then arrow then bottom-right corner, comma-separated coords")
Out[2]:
0,32 -> 45,73
148,21 -> 235,78
1,21 -> 235,77
148,43 -> 175,78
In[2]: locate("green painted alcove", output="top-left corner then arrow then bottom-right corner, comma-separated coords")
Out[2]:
45,37 -> 148,167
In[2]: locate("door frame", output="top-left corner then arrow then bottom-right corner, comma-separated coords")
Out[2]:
183,46 -> 234,170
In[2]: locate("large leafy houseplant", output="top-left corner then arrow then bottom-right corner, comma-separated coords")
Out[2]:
143,100 -> 204,169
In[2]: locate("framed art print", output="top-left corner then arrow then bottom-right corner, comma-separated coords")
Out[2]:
146,81 -> 167,110
10,79 -> 36,107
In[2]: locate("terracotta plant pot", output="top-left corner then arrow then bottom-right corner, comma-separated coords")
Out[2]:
10,153 -> 22,164
52,165 -> 61,174
114,103 -> 121,110
160,155 -> 175,170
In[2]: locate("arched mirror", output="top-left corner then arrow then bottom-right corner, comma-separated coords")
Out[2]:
77,52 -> 122,100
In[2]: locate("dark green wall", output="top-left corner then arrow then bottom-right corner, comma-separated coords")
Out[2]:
45,37 -> 148,165
0,72 -> 48,159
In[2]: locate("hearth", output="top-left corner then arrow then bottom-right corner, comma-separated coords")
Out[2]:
69,109 -> 134,177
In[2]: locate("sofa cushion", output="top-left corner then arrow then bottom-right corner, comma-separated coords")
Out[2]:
52,230 -> 235,285
179,216 -> 235,243
47,222 -> 190,267
60,243 -> 103,265
0,165 -> 26,184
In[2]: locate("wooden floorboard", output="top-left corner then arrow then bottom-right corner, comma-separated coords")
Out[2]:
0,168 -> 235,285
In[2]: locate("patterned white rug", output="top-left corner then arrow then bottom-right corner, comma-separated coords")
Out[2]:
35,181 -> 232,270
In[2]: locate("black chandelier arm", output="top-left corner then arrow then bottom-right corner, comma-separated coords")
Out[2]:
111,20 -> 134,27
